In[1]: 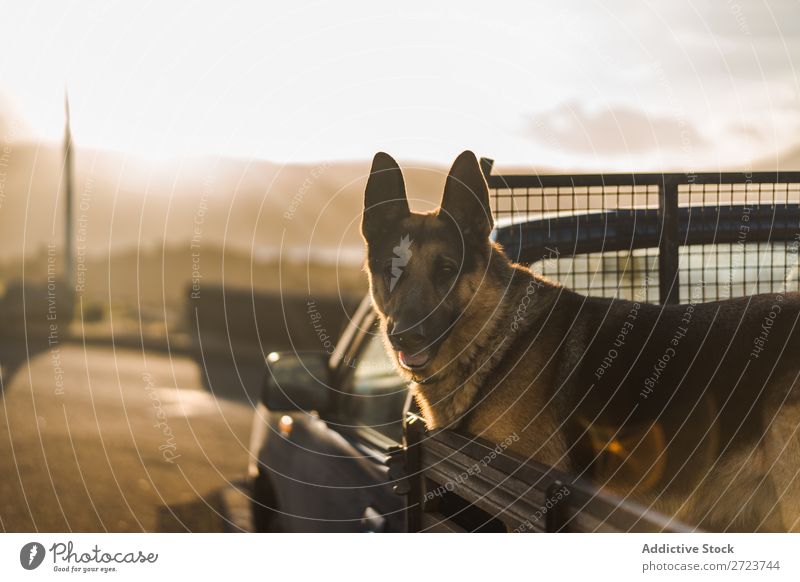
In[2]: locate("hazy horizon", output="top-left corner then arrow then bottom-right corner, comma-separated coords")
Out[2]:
3,1 -> 800,168
2,0 -> 800,309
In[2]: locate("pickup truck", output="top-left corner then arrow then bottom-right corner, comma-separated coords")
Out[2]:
247,163 -> 800,533
247,294 -> 687,533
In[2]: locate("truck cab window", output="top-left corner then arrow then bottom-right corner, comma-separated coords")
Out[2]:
347,332 -> 407,442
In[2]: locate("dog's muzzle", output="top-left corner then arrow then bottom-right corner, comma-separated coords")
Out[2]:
389,320 -> 435,371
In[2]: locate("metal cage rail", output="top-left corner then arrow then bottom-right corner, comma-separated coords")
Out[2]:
399,162 -> 800,533
404,417 -> 689,533
481,158 -> 800,305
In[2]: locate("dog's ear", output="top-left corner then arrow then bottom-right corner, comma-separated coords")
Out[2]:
438,150 -> 493,240
362,152 -> 409,241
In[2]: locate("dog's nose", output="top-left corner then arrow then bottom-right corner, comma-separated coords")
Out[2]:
389,319 -> 428,351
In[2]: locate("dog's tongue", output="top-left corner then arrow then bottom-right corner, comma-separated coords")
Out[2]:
399,350 -> 429,369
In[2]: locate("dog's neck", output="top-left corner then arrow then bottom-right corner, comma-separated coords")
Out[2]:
410,249 -> 560,429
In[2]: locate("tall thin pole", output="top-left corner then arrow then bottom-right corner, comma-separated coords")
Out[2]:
63,89 -> 74,293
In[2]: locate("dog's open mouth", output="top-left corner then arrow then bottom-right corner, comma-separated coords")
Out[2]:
398,349 -> 432,371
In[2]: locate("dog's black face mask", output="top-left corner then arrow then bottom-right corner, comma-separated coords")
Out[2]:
361,151 -> 493,377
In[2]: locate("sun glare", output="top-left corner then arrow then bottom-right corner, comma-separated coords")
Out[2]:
1,1 -> 798,168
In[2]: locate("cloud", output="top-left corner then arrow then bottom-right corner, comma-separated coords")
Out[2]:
526,102 -> 709,157
675,0 -> 800,40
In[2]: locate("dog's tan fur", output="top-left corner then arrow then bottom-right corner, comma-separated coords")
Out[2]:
362,150 -> 800,531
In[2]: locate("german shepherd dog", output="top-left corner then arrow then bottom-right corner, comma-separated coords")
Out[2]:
361,150 -> 800,532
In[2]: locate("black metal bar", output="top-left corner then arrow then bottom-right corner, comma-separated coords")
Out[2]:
495,210 -> 660,262
404,413 -> 425,533
658,177 -> 681,304
422,429 -> 689,532
479,157 -> 494,182
483,159 -> 800,306
484,170 -> 800,190
545,480 -> 570,533
493,204 -> 800,267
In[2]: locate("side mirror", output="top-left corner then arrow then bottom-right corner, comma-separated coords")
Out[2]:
262,351 -> 333,413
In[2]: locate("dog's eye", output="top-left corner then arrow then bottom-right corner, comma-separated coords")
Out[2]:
439,262 -> 457,279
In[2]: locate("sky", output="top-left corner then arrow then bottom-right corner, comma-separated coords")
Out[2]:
1,0 -> 799,169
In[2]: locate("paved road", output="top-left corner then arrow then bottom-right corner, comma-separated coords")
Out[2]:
0,339 -> 263,532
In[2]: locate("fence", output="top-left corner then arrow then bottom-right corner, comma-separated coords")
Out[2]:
482,159 -> 800,304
